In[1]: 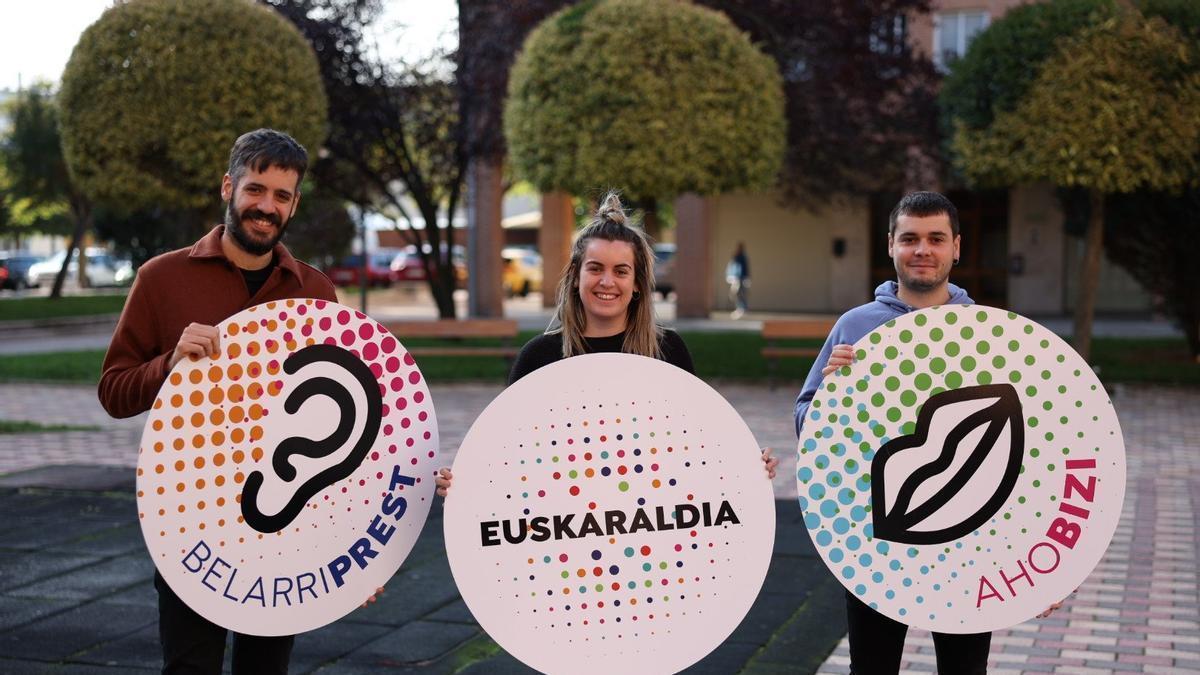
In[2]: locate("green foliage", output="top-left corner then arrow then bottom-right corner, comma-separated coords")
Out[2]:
1142,0 -> 1200,44
953,14 -> 1200,194
939,0 -> 1116,134
3,84 -> 68,204
58,0 -> 327,213
283,188 -> 355,268
0,84 -> 74,236
505,0 -> 785,200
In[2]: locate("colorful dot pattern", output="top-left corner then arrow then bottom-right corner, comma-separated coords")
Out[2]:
136,300 -> 439,635
445,353 -> 775,675
796,306 -> 1125,633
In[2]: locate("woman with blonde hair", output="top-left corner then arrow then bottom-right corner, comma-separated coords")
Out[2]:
507,191 -> 691,380
436,192 -> 777,495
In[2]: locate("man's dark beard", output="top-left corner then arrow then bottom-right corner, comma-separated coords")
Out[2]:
899,268 -> 948,294
225,201 -> 286,256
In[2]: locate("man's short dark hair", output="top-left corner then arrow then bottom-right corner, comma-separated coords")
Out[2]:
227,128 -> 309,188
888,191 -> 959,236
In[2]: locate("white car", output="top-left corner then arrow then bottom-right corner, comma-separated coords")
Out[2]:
26,248 -> 132,288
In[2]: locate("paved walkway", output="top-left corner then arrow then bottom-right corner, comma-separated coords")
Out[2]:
0,382 -> 1196,673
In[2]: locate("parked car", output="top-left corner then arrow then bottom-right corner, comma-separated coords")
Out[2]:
653,243 -> 676,297
502,247 -> 542,297
26,248 -> 131,288
325,252 -> 399,288
0,252 -> 42,290
391,245 -> 467,287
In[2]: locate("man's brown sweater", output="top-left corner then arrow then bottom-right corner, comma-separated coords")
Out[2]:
98,225 -> 338,419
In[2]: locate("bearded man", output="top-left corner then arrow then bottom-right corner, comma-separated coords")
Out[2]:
99,129 -> 338,673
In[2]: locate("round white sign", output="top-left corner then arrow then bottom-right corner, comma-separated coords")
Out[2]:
445,353 -> 775,674
136,299 -> 439,635
796,306 -> 1125,633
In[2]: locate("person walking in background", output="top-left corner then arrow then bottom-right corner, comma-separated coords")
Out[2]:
727,242 -> 750,318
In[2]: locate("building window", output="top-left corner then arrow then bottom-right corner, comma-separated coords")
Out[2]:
934,11 -> 989,70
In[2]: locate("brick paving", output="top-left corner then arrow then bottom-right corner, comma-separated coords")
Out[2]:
817,384 -> 1200,675
1,382 -> 1194,673
0,380 -> 816,673
0,381 -> 804,497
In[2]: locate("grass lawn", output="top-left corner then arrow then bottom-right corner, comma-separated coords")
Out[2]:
0,349 -> 108,383
0,420 -> 101,433
0,294 -> 128,321
0,334 -> 1194,387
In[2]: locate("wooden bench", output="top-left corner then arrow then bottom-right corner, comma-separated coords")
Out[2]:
761,319 -> 837,389
382,319 -> 521,364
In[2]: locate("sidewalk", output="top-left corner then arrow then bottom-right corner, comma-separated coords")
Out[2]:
0,382 -> 1196,673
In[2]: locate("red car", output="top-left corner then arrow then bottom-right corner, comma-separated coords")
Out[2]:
325,253 -> 398,288
390,246 -> 468,287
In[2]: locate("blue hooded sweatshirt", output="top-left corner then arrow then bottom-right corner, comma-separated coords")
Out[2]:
794,280 -> 973,436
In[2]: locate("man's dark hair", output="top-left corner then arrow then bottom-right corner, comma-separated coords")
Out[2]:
226,128 -> 309,188
888,191 -> 959,236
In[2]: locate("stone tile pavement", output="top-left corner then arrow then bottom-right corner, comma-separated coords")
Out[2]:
0,381 -> 804,498
0,381 -> 822,673
0,382 -> 1195,673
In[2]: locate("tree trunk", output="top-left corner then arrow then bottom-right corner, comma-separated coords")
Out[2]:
429,272 -> 457,319
1184,311 -> 1199,364
77,232 -> 90,289
50,202 -> 91,299
641,197 -> 661,243
1073,189 -> 1105,362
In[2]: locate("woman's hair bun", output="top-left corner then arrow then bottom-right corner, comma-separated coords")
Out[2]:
596,191 -> 628,226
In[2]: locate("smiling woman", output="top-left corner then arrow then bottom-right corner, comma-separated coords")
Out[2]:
506,192 -> 694,385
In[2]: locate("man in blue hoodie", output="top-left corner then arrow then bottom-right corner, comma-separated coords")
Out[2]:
795,191 -> 1065,672
795,191 -> 987,673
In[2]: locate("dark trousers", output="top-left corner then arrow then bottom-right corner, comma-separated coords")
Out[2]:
155,572 -> 294,674
846,592 -> 991,674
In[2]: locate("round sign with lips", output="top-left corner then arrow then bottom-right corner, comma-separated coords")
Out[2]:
444,353 -> 775,675
797,305 -> 1125,633
136,299 -> 439,635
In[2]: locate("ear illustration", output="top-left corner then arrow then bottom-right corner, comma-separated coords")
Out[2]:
240,344 -> 383,533
871,384 -> 1024,545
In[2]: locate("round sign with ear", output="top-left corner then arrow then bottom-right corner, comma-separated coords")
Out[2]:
136,299 -> 439,635
796,306 -> 1125,633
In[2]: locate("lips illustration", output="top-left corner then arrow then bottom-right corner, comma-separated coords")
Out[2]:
240,343 -> 383,533
871,384 -> 1024,545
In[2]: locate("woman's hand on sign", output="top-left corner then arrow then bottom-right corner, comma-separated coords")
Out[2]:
821,344 -> 855,377
361,586 -> 385,608
1036,589 -> 1074,618
435,467 -> 453,497
760,447 -> 778,480
169,323 -> 221,370
1036,600 -> 1064,618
